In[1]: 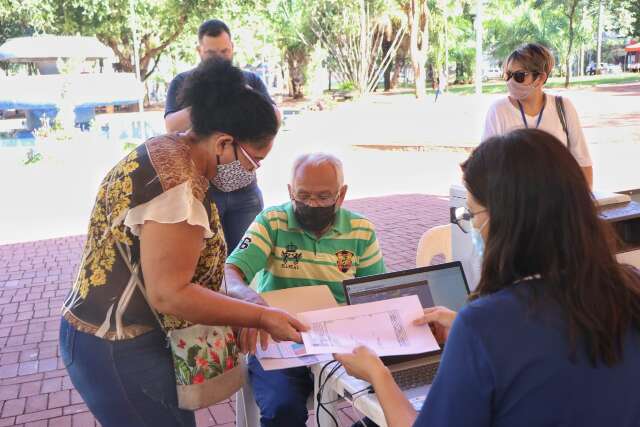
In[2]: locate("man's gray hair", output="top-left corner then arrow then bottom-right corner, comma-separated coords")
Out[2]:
291,153 -> 344,186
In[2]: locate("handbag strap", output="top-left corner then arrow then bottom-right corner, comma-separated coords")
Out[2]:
114,240 -> 167,334
555,96 -> 571,151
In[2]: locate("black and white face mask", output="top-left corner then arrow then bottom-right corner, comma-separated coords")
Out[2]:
211,145 -> 256,192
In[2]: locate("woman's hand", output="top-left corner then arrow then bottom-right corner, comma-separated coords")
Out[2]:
258,307 -> 308,344
413,306 -> 457,344
334,346 -> 389,384
237,327 -> 267,354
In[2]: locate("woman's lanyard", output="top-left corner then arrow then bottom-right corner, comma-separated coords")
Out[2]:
517,95 -> 546,129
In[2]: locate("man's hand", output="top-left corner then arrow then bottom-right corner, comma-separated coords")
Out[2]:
164,107 -> 192,133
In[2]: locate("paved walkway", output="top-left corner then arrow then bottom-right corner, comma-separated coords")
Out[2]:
0,194 -> 450,426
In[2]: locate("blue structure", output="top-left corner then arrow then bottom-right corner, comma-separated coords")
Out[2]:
0,35 -> 143,130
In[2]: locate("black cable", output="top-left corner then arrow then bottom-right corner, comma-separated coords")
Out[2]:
346,384 -> 375,427
316,360 -> 341,427
316,361 -> 339,427
350,385 -> 374,399
318,363 -> 342,427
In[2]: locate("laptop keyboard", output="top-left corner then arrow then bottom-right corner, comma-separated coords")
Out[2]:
391,362 -> 439,390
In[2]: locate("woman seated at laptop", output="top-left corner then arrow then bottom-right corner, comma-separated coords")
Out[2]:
336,128 -> 640,427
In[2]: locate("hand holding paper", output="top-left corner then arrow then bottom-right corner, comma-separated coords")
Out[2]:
298,295 -> 440,356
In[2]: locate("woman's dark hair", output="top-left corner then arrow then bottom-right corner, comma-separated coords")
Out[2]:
179,58 -> 278,147
462,128 -> 640,366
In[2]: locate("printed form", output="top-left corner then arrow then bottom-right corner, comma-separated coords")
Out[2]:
256,334 -> 332,370
255,285 -> 337,370
299,295 -> 440,356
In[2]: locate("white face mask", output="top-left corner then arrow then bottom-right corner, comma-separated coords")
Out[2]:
507,78 -> 536,101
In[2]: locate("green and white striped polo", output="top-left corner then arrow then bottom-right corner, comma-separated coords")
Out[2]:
226,202 -> 386,303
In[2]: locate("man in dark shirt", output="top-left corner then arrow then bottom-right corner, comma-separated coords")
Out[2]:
165,19 -> 275,252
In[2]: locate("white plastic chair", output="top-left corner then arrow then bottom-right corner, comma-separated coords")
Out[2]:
235,362 -> 336,427
235,367 -> 260,427
617,250 -> 640,269
235,286 -> 340,427
415,224 -> 452,267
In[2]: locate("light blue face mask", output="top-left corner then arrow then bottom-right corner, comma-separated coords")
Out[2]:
470,219 -> 488,258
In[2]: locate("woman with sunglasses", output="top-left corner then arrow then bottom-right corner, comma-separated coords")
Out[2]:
482,43 -> 593,187
59,58 -> 307,426
336,129 -> 640,427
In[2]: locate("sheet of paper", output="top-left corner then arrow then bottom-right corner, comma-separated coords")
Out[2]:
299,295 -> 440,356
256,341 -> 310,359
259,354 -> 333,371
253,285 -> 340,365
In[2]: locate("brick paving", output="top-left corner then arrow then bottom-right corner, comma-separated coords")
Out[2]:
0,194 -> 449,426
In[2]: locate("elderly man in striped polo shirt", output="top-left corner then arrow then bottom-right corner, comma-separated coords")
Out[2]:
225,152 -> 386,427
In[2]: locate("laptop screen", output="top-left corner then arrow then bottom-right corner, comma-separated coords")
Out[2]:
343,261 -> 470,312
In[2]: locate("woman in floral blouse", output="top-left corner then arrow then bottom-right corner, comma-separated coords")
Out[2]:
60,58 -> 305,426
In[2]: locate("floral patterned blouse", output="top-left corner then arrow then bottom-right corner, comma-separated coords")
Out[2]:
62,134 -> 226,340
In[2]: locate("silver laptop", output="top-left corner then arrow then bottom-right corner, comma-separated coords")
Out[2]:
343,261 -> 470,409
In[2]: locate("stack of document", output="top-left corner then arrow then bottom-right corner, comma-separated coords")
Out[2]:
256,341 -> 333,370
256,286 -> 338,370
256,286 -> 439,370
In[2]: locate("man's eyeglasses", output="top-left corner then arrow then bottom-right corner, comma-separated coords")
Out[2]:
451,206 -> 487,234
293,192 -> 340,208
237,143 -> 261,169
504,70 -> 538,84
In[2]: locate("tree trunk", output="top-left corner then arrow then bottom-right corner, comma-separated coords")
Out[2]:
286,48 -> 309,99
383,47 -> 393,91
391,55 -> 405,89
407,0 -> 429,99
359,0 -> 368,96
382,30 -> 393,91
444,7 -> 449,85
565,0 -> 578,88
414,62 -> 426,97
596,0 -> 604,75
390,36 -> 409,89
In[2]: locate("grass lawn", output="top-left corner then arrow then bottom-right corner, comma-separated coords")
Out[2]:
436,72 -> 640,95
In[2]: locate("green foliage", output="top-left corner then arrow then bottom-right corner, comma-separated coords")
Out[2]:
0,0 -> 58,45
1,0 -> 638,96
23,148 -> 43,165
484,0 -> 636,80
254,0 -> 318,97
1,0 -> 222,81
337,80 -> 358,91
428,0 -> 475,83
122,141 -> 138,153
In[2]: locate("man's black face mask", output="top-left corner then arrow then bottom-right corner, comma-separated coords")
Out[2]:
293,201 -> 336,232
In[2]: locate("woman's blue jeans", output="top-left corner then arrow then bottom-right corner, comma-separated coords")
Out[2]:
59,317 -> 195,427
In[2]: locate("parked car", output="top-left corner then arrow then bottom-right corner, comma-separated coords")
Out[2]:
483,66 -> 503,81
608,63 -> 622,74
586,62 -> 622,75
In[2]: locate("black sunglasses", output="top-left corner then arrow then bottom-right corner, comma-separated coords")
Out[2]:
505,70 -> 538,83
